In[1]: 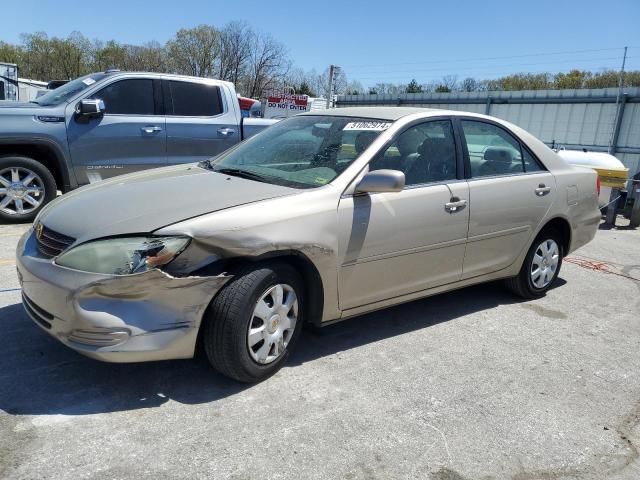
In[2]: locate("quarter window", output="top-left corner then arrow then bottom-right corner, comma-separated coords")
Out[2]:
461,120 -> 543,177
169,81 -> 223,116
370,120 -> 457,186
522,148 -> 544,172
92,79 -> 155,115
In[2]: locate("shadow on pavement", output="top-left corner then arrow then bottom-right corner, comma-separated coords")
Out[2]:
0,278 -> 566,416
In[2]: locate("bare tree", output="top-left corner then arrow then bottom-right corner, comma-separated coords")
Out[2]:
218,21 -> 252,84
441,74 -> 459,91
243,32 -> 288,98
460,77 -> 479,92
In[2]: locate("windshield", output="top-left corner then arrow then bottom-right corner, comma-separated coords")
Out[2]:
211,115 -> 392,188
34,73 -> 108,106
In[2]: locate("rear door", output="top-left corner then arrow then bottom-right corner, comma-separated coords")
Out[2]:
458,118 -> 555,279
67,77 -> 166,185
164,79 -> 240,164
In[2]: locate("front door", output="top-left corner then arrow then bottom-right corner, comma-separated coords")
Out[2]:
458,119 -> 555,279
338,119 -> 470,311
66,78 -> 166,185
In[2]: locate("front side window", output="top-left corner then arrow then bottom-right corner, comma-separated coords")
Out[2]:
370,120 -> 457,186
210,116 -> 391,189
461,120 -> 543,177
92,79 -> 155,115
169,81 -> 223,116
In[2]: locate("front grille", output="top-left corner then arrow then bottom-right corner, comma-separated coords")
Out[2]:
36,224 -> 76,258
22,293 -> 53,329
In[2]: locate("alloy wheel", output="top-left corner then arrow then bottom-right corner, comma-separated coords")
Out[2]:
0,167 -> 45,215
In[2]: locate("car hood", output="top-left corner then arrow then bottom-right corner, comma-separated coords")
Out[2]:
0,101 -> 63,115
0,101 -> 36,108
38,164 -> 299,242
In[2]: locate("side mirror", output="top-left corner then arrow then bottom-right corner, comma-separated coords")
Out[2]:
75,99 -> 105,119
356,169 -> 405,194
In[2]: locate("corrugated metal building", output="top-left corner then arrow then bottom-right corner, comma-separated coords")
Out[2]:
336,87 -> 640,177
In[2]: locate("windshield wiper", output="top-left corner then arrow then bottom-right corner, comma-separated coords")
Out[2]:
213,167 -> 269,183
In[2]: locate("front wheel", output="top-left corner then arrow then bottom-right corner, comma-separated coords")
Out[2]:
0,156 -> 57,223
202,262 -> 305,383
505,231 -> 563,299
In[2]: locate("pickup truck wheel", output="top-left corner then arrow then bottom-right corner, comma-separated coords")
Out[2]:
505,230 -> 563,299
202,262 -> 304,383
0,156 -> 57,223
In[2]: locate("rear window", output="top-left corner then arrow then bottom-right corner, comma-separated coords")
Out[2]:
169,81 -> 223,116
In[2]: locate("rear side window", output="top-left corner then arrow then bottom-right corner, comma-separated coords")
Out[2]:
169,81 -> 223,116
461,120 -> 544,177
93,79 -> 155,115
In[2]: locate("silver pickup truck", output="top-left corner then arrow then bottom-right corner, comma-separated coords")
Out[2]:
0,70 -> 276,222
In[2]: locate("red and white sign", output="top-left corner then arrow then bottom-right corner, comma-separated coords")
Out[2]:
264,93 -> 310,118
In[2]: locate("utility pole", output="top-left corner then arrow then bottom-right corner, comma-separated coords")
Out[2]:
609,46 -> 627,154
326,65 -> 339,108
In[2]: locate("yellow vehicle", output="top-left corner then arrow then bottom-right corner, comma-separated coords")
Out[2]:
557,149 -> 628,208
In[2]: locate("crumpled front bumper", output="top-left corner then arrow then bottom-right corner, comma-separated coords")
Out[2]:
16,228 -> 231,363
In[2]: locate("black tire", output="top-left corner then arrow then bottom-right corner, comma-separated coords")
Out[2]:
202,262 -> 305,383
0,156 -> 57,224
505,229 -> 564,299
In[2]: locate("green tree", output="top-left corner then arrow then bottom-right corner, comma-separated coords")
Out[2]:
435,85 -> 450,93
554,69 -> 588,89
166,25 -> 219,77
405,78 -> 423,93
0,41 -> 23,65
296,80 -> 315,96
93,40 -> 127,71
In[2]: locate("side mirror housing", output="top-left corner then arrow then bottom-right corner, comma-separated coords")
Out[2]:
75,99 -> 105,119
356,169 -> 405,194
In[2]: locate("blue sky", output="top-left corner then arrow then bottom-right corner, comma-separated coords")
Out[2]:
3,0 -> 639,85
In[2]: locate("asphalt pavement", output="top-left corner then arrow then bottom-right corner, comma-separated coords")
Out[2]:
0,221 -> 639,480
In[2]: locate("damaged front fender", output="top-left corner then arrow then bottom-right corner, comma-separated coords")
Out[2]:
17,228 -> 234,363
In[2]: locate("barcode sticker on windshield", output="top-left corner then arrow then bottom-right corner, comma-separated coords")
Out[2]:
343,121 -> 391,131
82,78 -> 96,86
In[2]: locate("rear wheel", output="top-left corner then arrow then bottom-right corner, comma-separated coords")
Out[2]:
0,156 -> 57,223
202,262 -> 304,383
505,230 -> 563,299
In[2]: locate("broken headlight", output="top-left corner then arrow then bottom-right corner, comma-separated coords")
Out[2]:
55,236 -> 190,275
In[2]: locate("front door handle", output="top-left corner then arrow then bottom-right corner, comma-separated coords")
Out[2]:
445,197 -> 467,213
141,126 -> 162,135
217,127 -> 236,137
535,184 -> 551,196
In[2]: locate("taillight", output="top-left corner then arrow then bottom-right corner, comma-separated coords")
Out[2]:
596,175 -> 601,196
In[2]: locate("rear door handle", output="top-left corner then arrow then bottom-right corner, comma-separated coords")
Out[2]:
445,198 -> 467,213
217,127 -> 236,137
141,126 -> 162,134
535,184 -> 551,196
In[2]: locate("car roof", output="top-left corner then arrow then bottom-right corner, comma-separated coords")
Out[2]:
104,71 -> 235,88
300,106 -> 463,121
